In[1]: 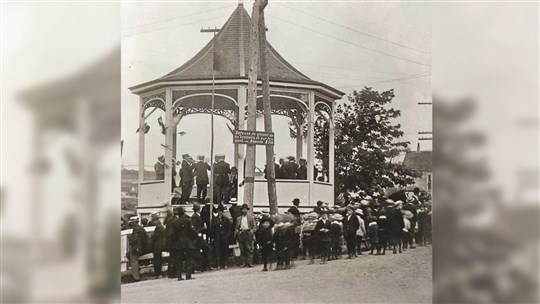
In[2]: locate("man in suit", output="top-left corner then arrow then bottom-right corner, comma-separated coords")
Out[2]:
296,158 -> 308,180
280,156 -> 298,179
228,199 -> 242,236
191,203 -> 209,272
213,154 -> 231,204
128,216 -> 147,282
179,154 -> 194,204
235,204 -> 257,267
342,206 -> 360,259
387,200 -> 405,254
149,213 -> 166,278
287,198 -> 301,218
256,210 -> 274,271
170,206 -> 196,281
211,204 -> 232,269
193,155 -> 210,203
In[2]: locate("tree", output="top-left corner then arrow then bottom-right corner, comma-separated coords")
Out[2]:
317,87 -> 419,196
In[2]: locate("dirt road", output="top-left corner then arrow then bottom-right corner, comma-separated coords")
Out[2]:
122,246 -> 432,303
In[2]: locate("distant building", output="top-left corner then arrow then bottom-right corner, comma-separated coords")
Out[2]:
403,146 -> 432,196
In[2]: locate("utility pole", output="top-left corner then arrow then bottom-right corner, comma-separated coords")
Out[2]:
244,0 -> 263,215
258,0 -> 277,214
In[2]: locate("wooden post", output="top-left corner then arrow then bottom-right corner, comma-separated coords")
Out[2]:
244,0 -> 262,215
258,0 -> 277,215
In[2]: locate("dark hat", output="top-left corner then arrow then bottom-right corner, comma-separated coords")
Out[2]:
182,153 -> 190,159
316,200 -> 324,206
217,204 -> 225,212
292,198 -> 301,205
241,203 -> 249,210
174,206 -> 185,215
192,203 -> 201,211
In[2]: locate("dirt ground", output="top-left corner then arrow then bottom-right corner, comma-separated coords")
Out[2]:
121,246 -> 432,303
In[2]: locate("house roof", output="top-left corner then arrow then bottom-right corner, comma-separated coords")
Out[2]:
130,4 -> 344,97
403,151 -> 432,172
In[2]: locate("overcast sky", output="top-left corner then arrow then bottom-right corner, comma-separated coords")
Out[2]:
122,1 -> 432,169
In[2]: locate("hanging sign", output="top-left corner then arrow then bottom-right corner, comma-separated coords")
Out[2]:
234,130 -> 274,145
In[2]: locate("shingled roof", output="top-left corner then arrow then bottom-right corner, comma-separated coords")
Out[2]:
131,4 -> 343,97
403,151 -> 432,172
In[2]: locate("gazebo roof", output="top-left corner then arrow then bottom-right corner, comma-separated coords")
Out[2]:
130,4 -> 344,98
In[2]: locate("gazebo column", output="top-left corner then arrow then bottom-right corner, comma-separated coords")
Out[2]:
138,97 -> 145,183
237,85 -> 247,204
329,102 -> 336,199
164,88 -> 173,203
295,111 -> 303,162
307,92 -> 315,206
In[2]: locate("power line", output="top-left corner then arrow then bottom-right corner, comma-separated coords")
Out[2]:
366,71 -> 431,85
278,3 -> 429,54
122,4 -> 234,31
267,14 -> 431,67
122,14 -> 229,37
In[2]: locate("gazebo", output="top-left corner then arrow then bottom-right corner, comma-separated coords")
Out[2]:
129,4 -> 344,215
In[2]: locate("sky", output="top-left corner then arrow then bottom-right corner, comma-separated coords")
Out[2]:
121,1 -> 432,170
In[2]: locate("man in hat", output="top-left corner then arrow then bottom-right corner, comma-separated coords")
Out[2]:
342,206 -> 360,258
211,204 -> 232,269
149,213 -> 166,278
296,158 -> 308,180
288,198 -> 301,218
179,154 -> 194,204
191,203 -> 209,271
170,206 -> 196,280
193,155 -> 210,202
402,199 -> 418,248
128,216 -> 147,281
235,204 -> 256,267
200,198 -> 217,236
228,198 -> 242,235
213,154 -> 231,204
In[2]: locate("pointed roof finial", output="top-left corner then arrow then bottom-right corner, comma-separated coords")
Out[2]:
238,0 -> 244,5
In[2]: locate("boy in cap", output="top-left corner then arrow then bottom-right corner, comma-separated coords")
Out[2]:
256,210 -> 274,271
288,198 -> 301,218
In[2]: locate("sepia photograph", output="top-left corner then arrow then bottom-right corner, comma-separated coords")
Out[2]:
121,1 -> 431,302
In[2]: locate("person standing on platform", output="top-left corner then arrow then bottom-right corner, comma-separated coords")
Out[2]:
342,206 -> 360,259
170,206 -> 196,281
149,213 -> 166,278
128,216 -> 147,282
193,155 -> 210,203
211,204 -> 232,269
179,154 -> 194,204
235,204 -> 256,268
296,158 -> 308,180
213,154 -> 231,204
280,156 -> 298,179
154,155 -> 165,180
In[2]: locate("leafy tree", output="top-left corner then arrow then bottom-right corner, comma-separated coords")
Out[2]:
317,87 -> 420,195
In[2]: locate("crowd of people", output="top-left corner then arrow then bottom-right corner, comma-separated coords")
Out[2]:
124,188 -> 432,282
